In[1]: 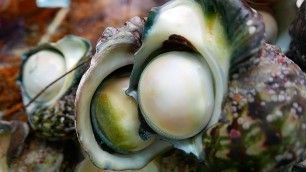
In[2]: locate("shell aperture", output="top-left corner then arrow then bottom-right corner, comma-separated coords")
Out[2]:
91,69 -> 154,153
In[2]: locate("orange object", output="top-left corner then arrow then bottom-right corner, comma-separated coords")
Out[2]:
0,56 -> 26,120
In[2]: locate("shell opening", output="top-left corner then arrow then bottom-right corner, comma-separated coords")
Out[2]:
138,51 -> 214,139
90,67 -> 154,153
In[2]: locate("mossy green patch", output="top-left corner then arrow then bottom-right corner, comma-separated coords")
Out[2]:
95,93 -> 136,151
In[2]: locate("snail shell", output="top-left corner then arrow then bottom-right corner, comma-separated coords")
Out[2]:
202,44 -> 306,171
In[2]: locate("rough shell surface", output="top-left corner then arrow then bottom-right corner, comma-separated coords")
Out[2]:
29,87 -> 77,140
202,44 -> 306,171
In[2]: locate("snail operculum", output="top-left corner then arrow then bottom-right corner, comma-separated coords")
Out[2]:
90,66 -> 154,154
138,50 -> 214,140
20,35 -> 91,139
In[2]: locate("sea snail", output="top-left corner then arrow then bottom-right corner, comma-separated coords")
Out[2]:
20,36 -> 91,140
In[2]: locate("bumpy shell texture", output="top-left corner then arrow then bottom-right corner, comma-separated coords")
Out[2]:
202,44 -> 306,171
29,87 -> 77,139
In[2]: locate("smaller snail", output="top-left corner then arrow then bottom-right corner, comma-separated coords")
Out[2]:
20,36 -> 91,140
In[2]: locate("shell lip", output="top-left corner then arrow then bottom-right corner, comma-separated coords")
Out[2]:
125,0 -> 266,160
90,65 -> 136,155
19,46 -> 65,104
138,120 -> 204,158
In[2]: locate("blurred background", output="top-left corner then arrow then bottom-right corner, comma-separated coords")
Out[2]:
0,0 -> 169,55
0,0 -> 169,120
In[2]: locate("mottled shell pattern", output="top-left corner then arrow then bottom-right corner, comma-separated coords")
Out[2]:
202,44 -> 306,171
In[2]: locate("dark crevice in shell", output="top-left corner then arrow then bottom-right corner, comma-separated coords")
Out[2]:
286,1 -> 306,71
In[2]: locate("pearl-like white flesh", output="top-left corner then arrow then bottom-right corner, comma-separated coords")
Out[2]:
23,50 -> 66,102
138,51 -> 214,139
